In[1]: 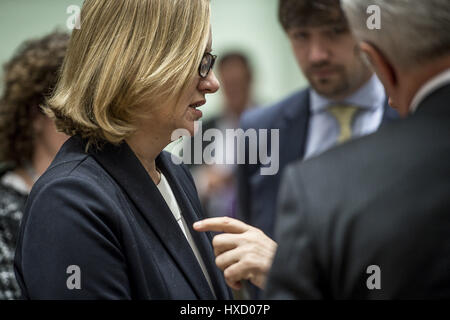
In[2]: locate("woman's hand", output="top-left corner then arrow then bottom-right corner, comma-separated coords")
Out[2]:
194,217 -> 277,290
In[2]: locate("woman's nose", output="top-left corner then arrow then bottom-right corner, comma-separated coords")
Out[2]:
199,70 -> 220,94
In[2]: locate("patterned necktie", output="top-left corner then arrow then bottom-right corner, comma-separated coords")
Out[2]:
327,105 -> 360,144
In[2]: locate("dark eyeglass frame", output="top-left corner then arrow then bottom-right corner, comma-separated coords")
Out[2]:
199,52 -> 217,78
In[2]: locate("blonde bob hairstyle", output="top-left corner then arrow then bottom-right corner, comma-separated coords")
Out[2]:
46,0 -> 211,146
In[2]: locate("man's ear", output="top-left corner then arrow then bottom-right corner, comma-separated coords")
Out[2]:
359,41 -> 398,96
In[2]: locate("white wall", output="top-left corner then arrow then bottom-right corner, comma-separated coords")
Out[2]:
0,0 -> 308,114
208,0 -> 307,117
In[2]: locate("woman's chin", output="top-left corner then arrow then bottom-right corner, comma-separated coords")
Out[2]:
186,121 -> 197,136
184,116 -> 202,136
171,115 -> 203,139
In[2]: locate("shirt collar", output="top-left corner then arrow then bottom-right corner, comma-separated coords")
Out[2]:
409,68 -> 450,114
310,74 -> 386,113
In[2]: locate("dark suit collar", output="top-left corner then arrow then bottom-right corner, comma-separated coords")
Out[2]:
282,88 -> 310,122
279,88 -> 311,160
415,83 -> 450,117
85,138 -> 227,299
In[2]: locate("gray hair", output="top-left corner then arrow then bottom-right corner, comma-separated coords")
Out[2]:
341,0 -> 450,69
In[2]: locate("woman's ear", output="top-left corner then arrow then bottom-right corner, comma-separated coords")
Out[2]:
359,41 -> 398,98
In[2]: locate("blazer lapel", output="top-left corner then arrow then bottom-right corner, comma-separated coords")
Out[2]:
279,89 -> 311,162
90,141 -> 216,299
157,152 -> 231,300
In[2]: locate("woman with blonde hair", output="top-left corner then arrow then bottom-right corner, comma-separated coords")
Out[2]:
14,0 -> 231,299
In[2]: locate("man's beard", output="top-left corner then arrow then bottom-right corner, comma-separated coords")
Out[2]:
305,63 -> 351,98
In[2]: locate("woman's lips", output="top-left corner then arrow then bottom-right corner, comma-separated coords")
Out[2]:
188,106 -> 203,119
189,100 -> 206,108
188,100 -> 205,119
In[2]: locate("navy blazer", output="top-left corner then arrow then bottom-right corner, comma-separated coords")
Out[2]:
237,88 -> 399,238
14,136 -> 232,300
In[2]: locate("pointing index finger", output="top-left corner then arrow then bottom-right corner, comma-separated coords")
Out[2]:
193,217 -> 250,234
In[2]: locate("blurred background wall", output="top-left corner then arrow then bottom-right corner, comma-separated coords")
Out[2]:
0,0 -> 308,116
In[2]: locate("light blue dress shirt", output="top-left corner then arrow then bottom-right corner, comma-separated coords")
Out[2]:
304,74 -> 386,159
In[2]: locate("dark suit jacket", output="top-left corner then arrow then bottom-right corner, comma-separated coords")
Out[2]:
266,84 -> 450,299
14,136 -> 232,300
237,88 -> 398,238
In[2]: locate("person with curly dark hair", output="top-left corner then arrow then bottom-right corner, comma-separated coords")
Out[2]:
0,31 -> 69,299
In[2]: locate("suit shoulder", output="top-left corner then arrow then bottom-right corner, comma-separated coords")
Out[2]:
240,89 -> 309,130
27,145 -> 125,229
34,154 -> 115,196
285,114 -> 450,215
39,136 -> 117,191
21,158 -> 126,256
28,157 -> 120,217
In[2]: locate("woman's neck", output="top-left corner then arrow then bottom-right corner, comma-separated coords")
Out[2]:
32,141 -> 56,178
13,143 -> 57,190
125,130 -> 168,185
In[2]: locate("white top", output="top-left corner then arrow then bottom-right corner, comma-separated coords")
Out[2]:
0,171 -> 30,195
156,171 -> 216,298
410,68 -> 450,113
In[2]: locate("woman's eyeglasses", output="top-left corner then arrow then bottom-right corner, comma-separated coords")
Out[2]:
199,52 -> 217,78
